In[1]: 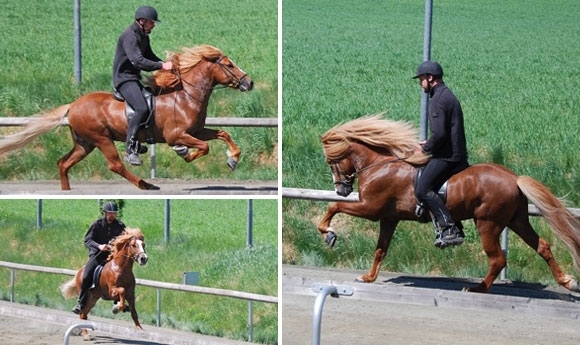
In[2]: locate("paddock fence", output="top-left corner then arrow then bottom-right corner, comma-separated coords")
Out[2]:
0,116 -> 278,178
0,260 -> 277,342
281,187 -> 580,281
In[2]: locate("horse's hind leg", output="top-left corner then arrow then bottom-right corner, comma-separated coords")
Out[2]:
95,139 -> 159,190
465,219 -> 506,293
508,211 -> 579,291
58,137 -> 95,190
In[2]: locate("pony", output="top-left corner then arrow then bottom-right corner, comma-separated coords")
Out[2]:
0,44 -> 253,190
318,114 -> 580,293
61,227 -> 148,329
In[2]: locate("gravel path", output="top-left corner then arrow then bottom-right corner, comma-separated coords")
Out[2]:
282,265 -> 580,345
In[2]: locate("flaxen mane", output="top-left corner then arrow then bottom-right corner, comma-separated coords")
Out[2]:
146,44 -> 223,91
320,114 -> 430,165
108,227 -> 144,260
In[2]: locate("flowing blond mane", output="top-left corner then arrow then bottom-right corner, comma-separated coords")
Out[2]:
320,114 -> 430,165
146,44 -> 223,91
110,227 -> 145,257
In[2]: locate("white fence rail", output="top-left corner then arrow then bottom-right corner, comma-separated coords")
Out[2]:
281,187 -> 580,217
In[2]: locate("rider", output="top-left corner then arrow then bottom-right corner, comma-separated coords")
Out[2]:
413,60 -> 469,249
113,5 -> 173,166
72,201 -> 126,314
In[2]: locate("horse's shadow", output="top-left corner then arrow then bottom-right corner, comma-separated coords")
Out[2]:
383,275 -> 580,303
91,336 -> 163,345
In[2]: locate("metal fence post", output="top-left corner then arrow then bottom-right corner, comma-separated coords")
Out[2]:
311,283 -> 354,345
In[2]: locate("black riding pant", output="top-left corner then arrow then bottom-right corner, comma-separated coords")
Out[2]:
415,158 -> 468,229
78,255 -> 107,306
118,81 -> 148,152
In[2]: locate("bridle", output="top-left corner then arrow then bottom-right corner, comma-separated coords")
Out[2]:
172,55 -> 246,94
329,155 -> 406,188
215,56 -> 247,89
114,237 -> 147,263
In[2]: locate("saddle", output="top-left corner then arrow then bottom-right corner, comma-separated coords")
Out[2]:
89,265 -> 104,289
113,87 -> 157,144
414,167 -> 448,218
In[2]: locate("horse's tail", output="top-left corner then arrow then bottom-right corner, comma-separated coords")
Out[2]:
59,278 -> 78,300
517,175 -> 580,270
0,103 -> 70,156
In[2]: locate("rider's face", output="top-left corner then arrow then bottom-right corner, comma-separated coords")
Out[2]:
104,211 -> 117,223
142,19 -> 155,34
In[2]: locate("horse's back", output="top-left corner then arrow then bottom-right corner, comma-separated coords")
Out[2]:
68,91 -> 126,135
449,162 -> 522,211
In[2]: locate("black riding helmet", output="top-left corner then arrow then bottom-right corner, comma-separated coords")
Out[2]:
412,60 -> 443,79
135,6 -> 161,23
103,201 -> 118,213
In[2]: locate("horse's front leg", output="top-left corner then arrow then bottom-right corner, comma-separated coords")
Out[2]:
124,291 -> 143,330
317,202 -> 341,247
215,129 -> 240,170
110,286 -> 126,313
356,219 -> 398,283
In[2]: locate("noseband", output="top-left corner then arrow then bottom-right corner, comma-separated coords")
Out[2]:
215,56 -> 247,89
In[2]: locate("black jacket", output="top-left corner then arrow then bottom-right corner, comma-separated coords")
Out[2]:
112,22 -> 163,89
422,82 -> 468,162
84,217 -> 126,261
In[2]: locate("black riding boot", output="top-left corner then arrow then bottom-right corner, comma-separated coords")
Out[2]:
125,119 -> 143,166
72,278 -> 90,314
422,191 -> 464,248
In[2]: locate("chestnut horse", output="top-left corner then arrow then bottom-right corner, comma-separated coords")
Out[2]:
0,44 -> 253,190
319,115 -> 580,293
60,228 -> 148,329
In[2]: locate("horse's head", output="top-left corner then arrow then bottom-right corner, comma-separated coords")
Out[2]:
129,236 -> 148,266
112,228 -> 148,266
212,55 -> 254,92
326,155 -> 356,197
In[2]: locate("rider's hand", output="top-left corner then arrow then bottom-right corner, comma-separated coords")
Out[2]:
162,61 -> 173,71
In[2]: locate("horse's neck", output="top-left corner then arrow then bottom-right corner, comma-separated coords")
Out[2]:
110,252 -> 134,269
180,64 -> 215,103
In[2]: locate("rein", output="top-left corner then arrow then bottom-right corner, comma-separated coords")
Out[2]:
333,155 -> 407,187
173,55 -> 244,98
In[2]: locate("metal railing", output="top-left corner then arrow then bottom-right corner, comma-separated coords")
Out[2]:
0,260 -> 277,342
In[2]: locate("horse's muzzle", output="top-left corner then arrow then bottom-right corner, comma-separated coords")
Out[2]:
239,78 -> 254,92
335,183 -> 353,197
136,253 -> 148,266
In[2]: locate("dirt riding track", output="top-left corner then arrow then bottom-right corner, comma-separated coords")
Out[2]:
0,299 -> 252,345
0,178 -> 277,195
282,265 -> 580,345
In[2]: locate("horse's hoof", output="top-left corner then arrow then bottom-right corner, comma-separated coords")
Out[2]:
354,276 -> 370,283
324,231 -> 337,248
227,157 -> 238,170
138,180 -> 160,190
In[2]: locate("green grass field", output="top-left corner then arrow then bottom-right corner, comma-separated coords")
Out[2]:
0,199 -> 278,344
0,0 -> 277,183
282,0 -> 580,286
